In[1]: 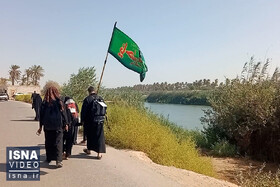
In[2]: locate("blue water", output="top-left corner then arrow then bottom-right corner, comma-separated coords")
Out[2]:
144,102 -> 211,130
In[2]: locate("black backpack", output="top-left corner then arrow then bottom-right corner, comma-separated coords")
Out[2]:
91,96 -> 107,124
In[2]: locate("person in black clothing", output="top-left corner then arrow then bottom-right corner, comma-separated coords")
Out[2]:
37,86 -> 68,168
31,91 -> 42,121
62,96 -> 79,159
64,96 -> 80,145
81,86 -> 106,159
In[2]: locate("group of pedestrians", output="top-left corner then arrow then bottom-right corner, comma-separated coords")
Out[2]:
36,86 -> 106,168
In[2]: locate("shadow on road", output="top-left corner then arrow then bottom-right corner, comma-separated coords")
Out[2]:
0,162 -> 48,176
39,155 -> 58,170
38,144 -> 64,170
37,144 -> 45,149
0,163 -> 6,173
70,153 -> 102,160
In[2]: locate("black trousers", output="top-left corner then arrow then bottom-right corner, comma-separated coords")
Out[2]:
83,124 -> 88,141
63,127 -> 73,156
44,129 -> 63,162
34,108 -> 40,121
72,126 -> 78,144
71,119 -> 78,144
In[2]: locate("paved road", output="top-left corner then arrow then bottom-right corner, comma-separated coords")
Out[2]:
0,101 -> 237,187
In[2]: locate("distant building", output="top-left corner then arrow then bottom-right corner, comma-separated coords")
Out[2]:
7,85 -> 41,99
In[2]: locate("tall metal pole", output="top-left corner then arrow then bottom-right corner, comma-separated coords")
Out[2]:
96,22 -> 117,94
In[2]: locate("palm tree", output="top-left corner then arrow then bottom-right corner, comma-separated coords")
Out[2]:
30,65 -> 44,85
25,68 -> 32,85
9,65 -> 21,85
20,75 -> 27,85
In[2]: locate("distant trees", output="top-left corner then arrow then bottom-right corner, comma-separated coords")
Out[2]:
9,65 -> 21,85
133,79 -> 220,93
146,91 -> 211,105
30,65 -> 44,85
61,67 -> 97,103
25,68 -> 33,85
5,65 -> 44,86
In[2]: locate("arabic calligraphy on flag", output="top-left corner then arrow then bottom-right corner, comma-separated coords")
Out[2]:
108,27 -> 148,82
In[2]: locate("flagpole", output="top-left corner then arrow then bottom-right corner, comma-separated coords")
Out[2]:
96,22 -> 117,94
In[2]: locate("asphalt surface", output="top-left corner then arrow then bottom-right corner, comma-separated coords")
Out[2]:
0,100 -> 184,187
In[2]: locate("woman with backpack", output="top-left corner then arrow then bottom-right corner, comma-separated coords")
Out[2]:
37,86 -> 68,168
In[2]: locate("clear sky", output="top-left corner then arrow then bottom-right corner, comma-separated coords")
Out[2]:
0,0 -> 280,88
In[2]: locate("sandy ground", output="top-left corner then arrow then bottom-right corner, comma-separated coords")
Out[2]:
212,156 -> 280,185
126,150 -> 238,187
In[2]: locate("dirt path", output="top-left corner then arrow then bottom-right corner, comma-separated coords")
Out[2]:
126,150 -> 238,187
212,156 -> 280,185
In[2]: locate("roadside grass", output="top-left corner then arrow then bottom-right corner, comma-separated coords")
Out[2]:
236,163 -> 280,187
105,103 -> 215,177
14,95 -> 32,103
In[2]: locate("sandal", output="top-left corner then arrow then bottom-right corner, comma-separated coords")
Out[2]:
65,153 -> 70,160
97,155 -> 102,160
56,161 -> 63,168
83,148 -> 91,155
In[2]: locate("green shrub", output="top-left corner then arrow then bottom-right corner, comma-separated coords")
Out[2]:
15,95 -> 32,103
61,67 -> 97,104
202,58 -> 280,161
211,140 -> 237,157
105,103 -> 215,177
200,113 -> 230,149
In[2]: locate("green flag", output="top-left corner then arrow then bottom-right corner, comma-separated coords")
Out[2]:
108,26 -> 148,82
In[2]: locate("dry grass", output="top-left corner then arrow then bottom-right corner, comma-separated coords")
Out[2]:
105,103 -> 215,177
236,163 -> 280,187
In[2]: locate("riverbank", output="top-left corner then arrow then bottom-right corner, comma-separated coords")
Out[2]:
145,90 -> 211,106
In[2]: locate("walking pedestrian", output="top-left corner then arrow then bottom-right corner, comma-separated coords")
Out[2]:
31,91 -> 42,121
37,86 -> 68,167
64,97 -> 80,145
62,96 -> 79,159
81,86 -> 106,159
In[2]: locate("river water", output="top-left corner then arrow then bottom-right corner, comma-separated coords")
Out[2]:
144,102 -> 211,130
